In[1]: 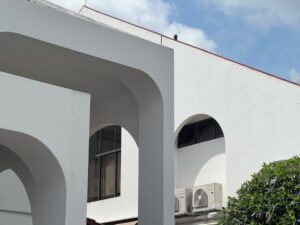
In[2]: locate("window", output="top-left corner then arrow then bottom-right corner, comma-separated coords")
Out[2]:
177,118 -> 224,148
177,123 -> 197,147
88,126 -> 121,202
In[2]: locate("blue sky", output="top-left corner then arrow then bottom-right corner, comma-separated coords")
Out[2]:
48,0 -> 300,84
167,0 -> 300,83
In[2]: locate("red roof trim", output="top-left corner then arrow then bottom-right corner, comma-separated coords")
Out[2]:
81,5 -> 299,87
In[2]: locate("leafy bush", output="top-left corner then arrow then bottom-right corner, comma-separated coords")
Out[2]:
219,156 -> 300,225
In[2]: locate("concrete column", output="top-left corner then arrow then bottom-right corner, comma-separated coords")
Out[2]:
138,94 -> 174,225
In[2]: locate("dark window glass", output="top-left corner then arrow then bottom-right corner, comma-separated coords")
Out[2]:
177,118 -> 224,148
88,157 -> 99,202
216,122 -> 224,138
100,154 -> 116,199
100,126 -> 116,153
89,133 -> 100,156
177,123 -> 197,148
197,119 -> 215,143
88,125 -> 122,202
116,151 -> 121,195
115,126 -> 121,149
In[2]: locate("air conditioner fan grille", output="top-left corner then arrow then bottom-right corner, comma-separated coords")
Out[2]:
194,188 -> 208,208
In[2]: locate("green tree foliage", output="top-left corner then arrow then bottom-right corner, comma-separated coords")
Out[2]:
219,156 -> 300,225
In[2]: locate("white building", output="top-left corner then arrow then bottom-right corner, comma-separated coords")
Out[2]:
0,1 -> 299,225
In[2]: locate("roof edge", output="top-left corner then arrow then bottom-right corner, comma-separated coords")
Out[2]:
81,5 -> 299,87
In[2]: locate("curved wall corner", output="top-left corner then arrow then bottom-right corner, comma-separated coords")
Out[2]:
0,131 -> 66,225
0,169 -> 32,225
0,169 -> 31,213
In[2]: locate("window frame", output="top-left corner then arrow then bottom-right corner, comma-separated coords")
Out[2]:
88,125 -> 121,202
177,118 -> 224,148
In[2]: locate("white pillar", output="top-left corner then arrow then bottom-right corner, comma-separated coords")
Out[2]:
138,94 -> 174,225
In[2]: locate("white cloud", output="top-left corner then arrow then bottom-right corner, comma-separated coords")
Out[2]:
199,0 -> 300,30
165,23 -> 216,51
47,0 -> 216,51
88,0 -> 171,31
86,0 -> 217,51
289,69 -> 300,83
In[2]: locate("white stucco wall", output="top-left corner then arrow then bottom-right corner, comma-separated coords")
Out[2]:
0,3 -> 298,225
176,138 -> 226,205
163,37 -> 300,198
2,1 -> 175,224
0,170 -> 33,225
0,170 -> 31,213
0,211 -> 32,225
87,129 -> 139,223
0,4 -> 297,224
0,71 -> 90,225
79,7 -> 300,223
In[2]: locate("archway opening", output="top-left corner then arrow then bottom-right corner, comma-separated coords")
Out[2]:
0,169 -> 32,225
0,30 -> 172,225
0,130 -> 66,225
87,125 -> 139,224
175,114 -> 227,209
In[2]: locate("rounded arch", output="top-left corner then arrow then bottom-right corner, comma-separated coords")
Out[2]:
0,168 -> 31,213
87,124 -> 139,223
90,120 -> 139,145
0,128 -> 66,225
0,32 -> 164,136
0,27 -> 172,224
0,168 -> 33,224
175,114 -> 227,204
175,114 -> 225,137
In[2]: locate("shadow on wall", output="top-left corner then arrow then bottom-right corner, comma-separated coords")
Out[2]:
177,139 -> 226,188
0,169 -> 31,213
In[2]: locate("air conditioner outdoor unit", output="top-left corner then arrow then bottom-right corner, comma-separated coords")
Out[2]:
175,188 -> 192,216
192,183 -> 222,213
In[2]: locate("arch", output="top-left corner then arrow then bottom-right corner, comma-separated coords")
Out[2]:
87,125 -> 139,222
0,12 -> 174,222
0,128 -> 66,225
0,168 -> 31,213
175,114 -> 225,137
0,32 -> 164,147
175,114 -> 227,203
88,79 -> 140,144
90,121 -> 138,146
0,168 -> 33,224
0,151 -> 34,214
